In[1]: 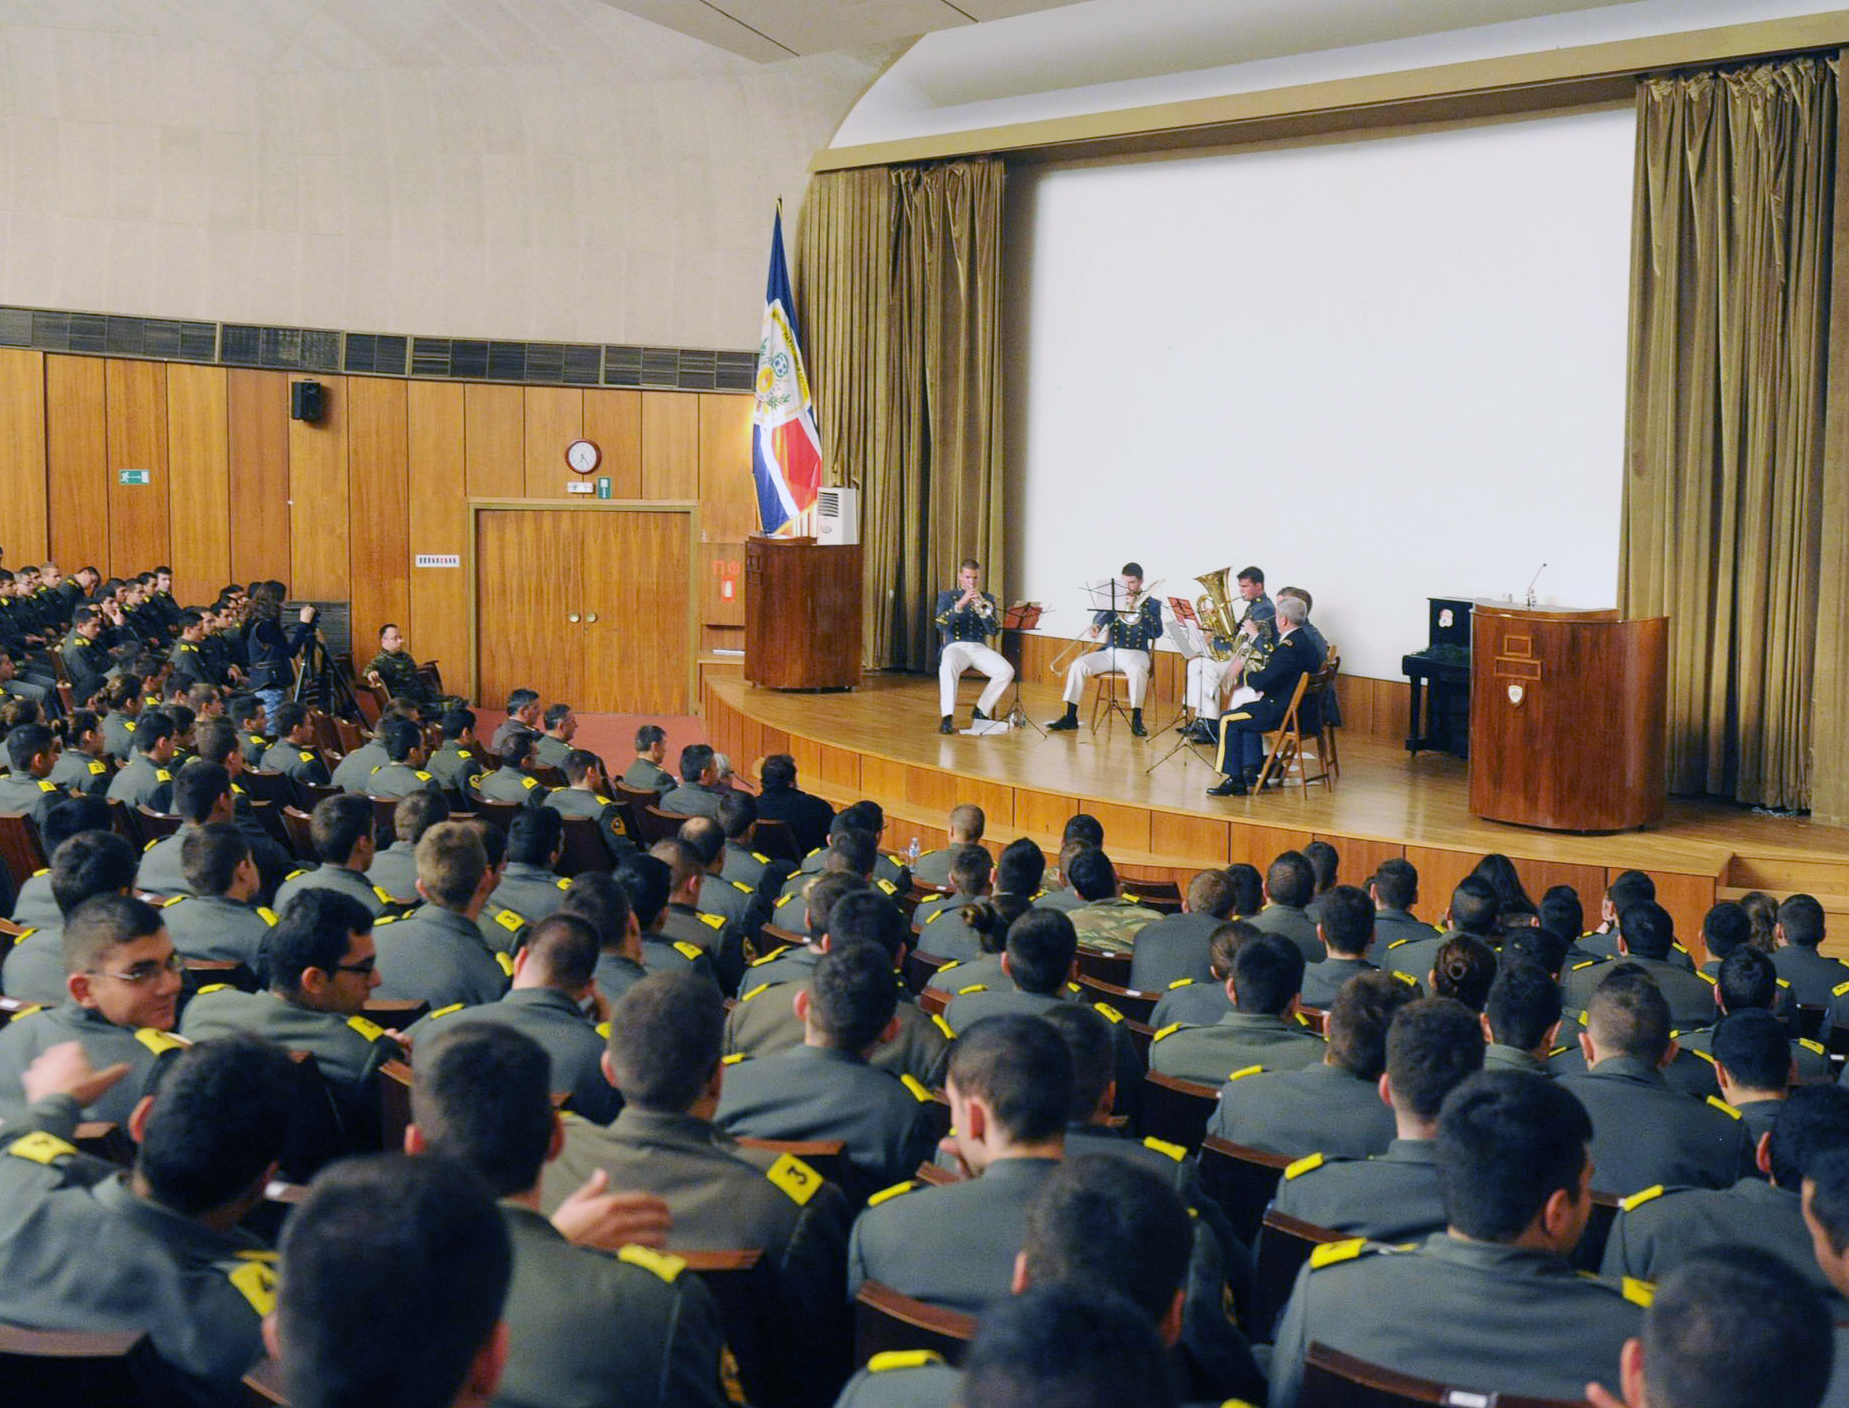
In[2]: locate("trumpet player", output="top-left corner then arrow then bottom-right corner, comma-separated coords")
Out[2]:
1183,566 -> 1274,728
935,558 -> 1014,734
1047,561 -> 1163,737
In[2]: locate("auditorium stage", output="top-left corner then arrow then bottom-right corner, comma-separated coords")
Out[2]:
702,673 -> 1849,957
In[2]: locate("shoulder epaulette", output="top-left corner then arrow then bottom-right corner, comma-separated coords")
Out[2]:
1706,1096 -> 1742,1120
1226,1064 -> 1264,1082
748,951 -> 783,968
1696,970 -> 1718,986
673,940 -> 702,961
1571,959 -> 1600,971
956,984 -> 987,996
1619,1184 -> 1666,1211
875,878 -> 897,896
721,1052 -> 748,1066
867,1350 -> 945,1372
428,1003 -> 464,1020
409,770 -> 431,782
1284,1152 -> 1325,1181
1167,977 -> 1195,989
1683,1046 -> 1715,1065
595,1021 -> 612,1039
1800,1037 -> 1826,1055
369,764 -> 383,774
346,1014 -> 387,1042
1777,977 -> 1792,988
750,851 -> 770,864
134,1027 -> 186,1055
375,914 -> 399,925
299,751 -> 316,763
931,1013 -> 955,1040
1622,1277 -> 1654,1307
285,868 -> 309,881
1093,1002 -> 1124,1024
494,908 -> 526,933
1386,937 -> 1411,949
1833,980 -> 1849,998
557,877 -> 574,891
87,760 -> 106,776
1308,1237 -> 1370,1270
5,1131 -> 78,1166
1548,1043 -> 1573,1058
141,837 -> 161,853
160,894 -> 186,908
154,768 -> 171,782
699,912 -> 725,930
31,867 -> 47,878
740,982 -> 771,1003
494,951 -> 515,977
1152,1022 -> 1183,1041
520,774 -> 538,790
900,1073 -> 933,1103
1143,1136 -> 1186,1162
617,1243 -> 687,1283
1391,971 -> 1418,987
764,1152 -> 822,1205
195,983 -> 232,995
924,908 -> 947,924
36,778 -> 57,793
867,1179 -> 918,1208
221,1250 -> 278,1315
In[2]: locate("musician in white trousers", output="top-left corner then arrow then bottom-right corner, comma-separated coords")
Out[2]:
1047,562 -> 1164,738
1186,653 -> 1236,720
935,559 -> 1013,734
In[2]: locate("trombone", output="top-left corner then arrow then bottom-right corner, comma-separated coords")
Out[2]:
1045,580 -> 1163,674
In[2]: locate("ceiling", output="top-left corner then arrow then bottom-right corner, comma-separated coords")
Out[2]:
590,0 -> 1090,62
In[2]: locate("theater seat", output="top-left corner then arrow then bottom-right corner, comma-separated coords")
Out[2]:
1300,1340 -> 1587,1408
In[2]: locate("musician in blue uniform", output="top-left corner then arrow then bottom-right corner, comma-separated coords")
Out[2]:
1047,562 -> 1163,738
1208,594 -> 1314,795
934,559 -> 1013,735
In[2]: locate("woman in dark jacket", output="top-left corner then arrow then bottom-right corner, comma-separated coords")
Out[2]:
242,579 -> 315,714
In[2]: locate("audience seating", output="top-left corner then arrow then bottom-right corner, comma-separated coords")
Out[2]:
331,718 -> 366,757
377,1059 -> 413,1155
1255,660 -> 1336,793
1796,1003 -> 1827,1041
1568,1191 -> 1622,1273
1073,946 -> 1133,987
0,812 -> 46,891
1299,1341 -> 1586,1408
1140,1071 -> 1219,1153
363,796 -> 400,840
181,959 -> 258,997
1121,877 -> 1183,912
1295,1005 -> 1328,1036
293,782 -> 342,812
1252,1208 -> 1347,1340
748,817 -> 800,862
278,806 -> 315,860
734,1136 -> 858,1204
613,779 -> 664,808
0,1326 -> 162,1406
554,815 -> 610,877
853,1281 -> 977,1369
238,769 -> 293,808
634,804 -> 684,846
471,798 -> 524,832
1073,973 -> 1158,1023
531,764 -> 567,790
678,1250 -> 776,1408
1198,1134 -> 1293,1246
903,948 -> 950,995
132,805 -> 181,846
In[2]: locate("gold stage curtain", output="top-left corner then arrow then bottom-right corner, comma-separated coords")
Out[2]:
797,158 -> 1006,670
1621,55 -> 1838,809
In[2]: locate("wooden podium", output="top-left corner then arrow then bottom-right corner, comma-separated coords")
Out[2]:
1467,604 -> 1667,832
744,537 -> 862,690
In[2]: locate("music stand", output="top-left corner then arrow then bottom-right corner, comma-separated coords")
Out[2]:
1081,579 -> 1140,736
998,602 -> 1046,736
1145,610 -> 1213,774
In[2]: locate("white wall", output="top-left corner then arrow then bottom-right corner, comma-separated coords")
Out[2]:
1003,106 -> 1636,680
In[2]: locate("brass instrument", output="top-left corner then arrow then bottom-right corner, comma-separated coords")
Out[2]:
1195,566 -> 1274,672
1045,579 -> 1161,675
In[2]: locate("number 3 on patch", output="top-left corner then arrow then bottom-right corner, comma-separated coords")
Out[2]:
765,1152 -> 821,1206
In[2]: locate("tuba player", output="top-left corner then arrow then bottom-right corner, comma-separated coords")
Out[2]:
935,559 -> 1014,734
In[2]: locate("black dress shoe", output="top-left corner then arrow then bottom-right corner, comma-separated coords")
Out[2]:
939,716 -> 954,735
971,707 -> 990,722
1206,778 -> 1247,797
1174,716 -> 1192,734
1187,723 -> 1216,745
1130,715 -> 1147,738
1047,715 -> 1078,731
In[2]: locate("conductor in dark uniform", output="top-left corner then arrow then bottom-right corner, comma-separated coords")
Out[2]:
1208,595 -> 1314,796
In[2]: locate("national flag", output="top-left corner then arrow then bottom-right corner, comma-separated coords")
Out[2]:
751,207 -> 825,534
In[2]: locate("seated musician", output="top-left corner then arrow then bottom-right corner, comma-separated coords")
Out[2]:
1207,594 -> 1313,796
1183,565 -> 1273,732
1047,562 -> 1163,737
934,558 -> 1014,734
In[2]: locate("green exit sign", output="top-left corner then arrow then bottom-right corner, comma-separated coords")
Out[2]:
117,469 -> 150,486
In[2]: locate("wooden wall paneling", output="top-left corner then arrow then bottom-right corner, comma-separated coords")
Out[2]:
463,385 -> 525,499
1504,858 -> 1608,915
286,376 -> 349,602
0,350 -> 49,563
1374,675 -> 1412,748
1618,867 -> 1716,966
1401,846 -> 1479,925
1150,812 -> 1232,867
860,754 -> 909,801
1014,788 -> 1079,841
577,508 -> 694,713
817,743 -> 860,791
731,715 -> 764,774
475,509 -> 576,707
226,370 -> 292,588
103,359 -> 169,574
163,363 -> 230,607
788,735 -> 823,778
522,387 -> 583,497
760,727 -> 790,757
582,390 -> 643,499
346,377 -> 410,652
1080,798 -> 1152,857
704,541 -> 747,629
697,394 -> 757,541
913,773 -> 1012,829
641,392 -> 700,500
406,381 -> 471,699
1314,834 -> 1404,891
1227,821 -> 1311,871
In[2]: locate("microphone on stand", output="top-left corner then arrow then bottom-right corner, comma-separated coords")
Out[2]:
1524,563 -> 1547,608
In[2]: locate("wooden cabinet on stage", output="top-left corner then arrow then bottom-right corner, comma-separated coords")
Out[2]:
1467,604 -> 1667,832
472,502 -> 698,715
744,537 -> 861,690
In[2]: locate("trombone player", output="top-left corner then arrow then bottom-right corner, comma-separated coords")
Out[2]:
935,558 -> 1014,734
1183,565 -> 1274,730
1047,561 -> 1163,737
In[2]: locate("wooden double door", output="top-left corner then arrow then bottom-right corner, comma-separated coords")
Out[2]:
474,504 -> 695,716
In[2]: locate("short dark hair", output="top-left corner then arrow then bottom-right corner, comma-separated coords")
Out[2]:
172,759 -> 231,824
1702,901 -> 1753,960
1208,918 -> 1259,979
132,710 -> 174,754
946,1014 -> 1071,1144
521,913 -> 599,991
1040,1004 -> 1115,1121
1447,876 -> 1498,936
962,1284 -> 1178,1408
542,702 -> 572,730
1710,1011 -> 1790,1100
180,821 -> 250,896
996,838 -> 1047,896
1265,851 -> 1313,908
1061,813 -> 1104,848
5,723 -> 52,772
269,889 -> 374,994
1430,935 -> 1497,1012
808,939 -> 899,1050
678,743 -> 714,783
312,793 -> 374,865
606,974 -> 724,1111
414,1023 -> 554,1195
1436,1070 -> 1591,1242
716,790 -> 756,838
1620,901 -> 1675,960
1236,566 -> 1264,585
828,889 -> 906,960
1717,947 -> 1779,1013
500,732 -> 534,768
506,689 -> 539,715
1779,894 -> 1826,948
560,748 -> 601,785
270,701 -> 308,737
758,753 -> 796,790
1807,1146 -> 1849,1254
1369,857 -> 1418,911
838,800 -> 884,834
1587,967 -> 1672,1064
825,827 -> 878,879
1317,884 -> 1374,956
1539,886 -> 1585,941
1609,870 -> 1656,912
1387,997 -> 1487,1120
1005,908 -> 1078,994
137,1033 -> 296,1214
379,717 -> 419,763
1119,562 -> 1143,578
1223,863 -> 1263,916
949,843 -> 993,895
1326,971 -> 1416,1079
50,831 -> 137,917
1023,1156 -> 1192,1324
439,707 -> 475,740
1231,931 -> 1304,1014
228,693 -> 263,727
648,837 -> 700,894
1303,840 -> 1339,895
677,815 -> 725,867
1183,870 -> 1234,920
1765,1084 -> 1849,1191
41,795 -> 109,853
634,724 -> 666,751
1066,848 -> 1117,902
393,789 -> 449,843
1642,1246 -> 1832,1408
1485,958 -> 1562,1052
62,892 -> 162,974
505,806 -> 563,867
802,871 -> 868,937
558,871 -> 634,952
1502,928 -> 1570,980
276,1155 -> 511,1408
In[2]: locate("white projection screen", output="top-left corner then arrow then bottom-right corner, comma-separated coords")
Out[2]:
1002,106 -> 1637,682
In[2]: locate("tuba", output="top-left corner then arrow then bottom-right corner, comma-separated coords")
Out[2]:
1195,568 -> 1243,662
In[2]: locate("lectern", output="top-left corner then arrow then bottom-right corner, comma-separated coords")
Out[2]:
744,537 -> 862,690
1468,604 -> 1667,832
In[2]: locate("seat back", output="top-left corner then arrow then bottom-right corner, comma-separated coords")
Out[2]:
1796,1003 -> 1827,1041
1140,1070 -> 1220,1153
679,1250 -> 775,1408
733,1136 -> 864,1207
1074,946 -> 1132,988
853,1281 -> 978,1370
1198,1134 -> 1293,1246
0,812 -> 47,891
377,1059 -> 414,1155
279,806 -> 315,860
365,795 -> 400,842
1300,1341 -> 1588,1408
239,768 -> 295,807
1569,1191 -> 1621,1272
0,1326 -> 164,1407
555,815 -> 609,877
332,717 -> 367,756
530,764 -> 567,790
1123,878 -> 1183,913
1074,973 -> 1159,1023
635,805 -> 685,846
293,780 -> 342,812
1252,1208 -> 1348,1340
135,804 -> 182,844
471,798 -> 524,832
749,818 -> 801,862
613,779 -> 664,808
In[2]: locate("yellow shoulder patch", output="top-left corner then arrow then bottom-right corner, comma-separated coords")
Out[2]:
285,868 -> 308,881
1571,960 -> 1599,971
428,1003 -> 465,1020
1834,980 -> 1849,998
1143,1136 -> 1186,1162
1167,977 -> 1195,989
764,1152 -> 823,1205
899,1074 -> 933,1103
254,906 -> 278,925
1226,1065 -> 1264,1082
134,1028 -> 186,1055
740,982 -> 771,1003
750,851 -> 770,864
1392,972 -> 1418,987
346,1015 -> 386,1042
721,1052 -> 748,1066
494,908 -> 526,932
1386,937 -> 1410,949
673,940 -> 702,961
225,1253 -> 278,1315
1284,1152 -> 1326,1181
1706,1096 -> 1742,1120
1094,1002 -> 1124,1024
932,1013 -> 955,1040
372,886 -> 394,904
413,770 -> 433,782
87,760 -> 107,776
6,1131 -> 78,1165
520,774 -> 538,790
299,751 -> 316,764
495,951 -> 515,977
36,778 -> 58,793
154,768 -> 171,782
1683,1046 -> 1715,1065
1800,1038 -> 1826,1055
1620,1184 -> 1665,1211
867,1350 -> 945,1373
160,894 -> 186,908
557,877 -> 574,891
867,1179 -> 918,1208
1153,1022 -> 1183,1042
700,912 -> 725,930
875,878 -> 897,896
196,983 -> 232,995
957,984 -> 988,996
1622,1276 -> 1655,1307
1309,1237 -> 1368,1270
142,837 -> 161,853
617,1243 -> 687,1283
596,1021 -> 612,1039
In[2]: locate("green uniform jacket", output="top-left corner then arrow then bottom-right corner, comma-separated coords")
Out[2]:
621,758 -> 675,793
48,748 -> 111,797
107,753 -> 175,814
0,772 -> 63,827
544,788 -> 636,863
365,760 -> 442,800
0,1003 -> 185,1128
1556,1055 -> 1753,1197
1247,903 -> 1322,964
331,741 -> 388,794
159,894 -> 276,969
1269,1137 -> 1447,1244
273,863 -> 396,919
0,923 -> 66,1005
1207,1060 -> 1397,1159
135,824 -> 199,898
366,841 -> 420,904
180,986 -> 404,1090
373,905 -> 511,1009
1127,912 -> 1222,992
1148,1010 -> 1325,1086
259,740 -> 329,785
427,742 -> 480,793
475,766 -> 549,808
413,987 -> 619,1125
489,863 -> 571,926
726,976 -> 951,1090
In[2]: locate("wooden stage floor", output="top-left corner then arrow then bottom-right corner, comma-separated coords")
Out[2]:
704,672 -> 1849,951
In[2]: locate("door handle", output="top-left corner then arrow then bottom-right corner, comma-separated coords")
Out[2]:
567,612 -> 581,623
586,612 -> 599,623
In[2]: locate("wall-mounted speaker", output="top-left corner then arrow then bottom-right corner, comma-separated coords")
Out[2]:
290,380 -> 325,423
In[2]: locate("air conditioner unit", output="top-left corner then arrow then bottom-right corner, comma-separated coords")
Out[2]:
816,486 -> 860,546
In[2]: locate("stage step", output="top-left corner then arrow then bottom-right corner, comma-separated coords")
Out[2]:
1724,854 -> 1849,897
